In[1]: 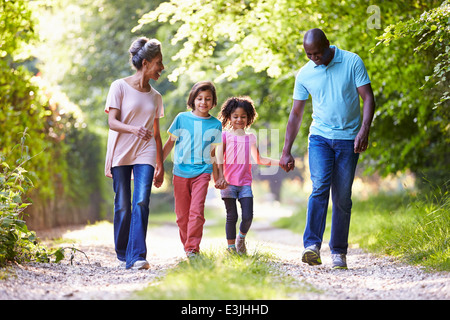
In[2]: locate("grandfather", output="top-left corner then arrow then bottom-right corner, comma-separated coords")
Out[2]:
280,28 -> 375,269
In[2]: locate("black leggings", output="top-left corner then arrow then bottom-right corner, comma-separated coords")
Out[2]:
223,197 -> 253,240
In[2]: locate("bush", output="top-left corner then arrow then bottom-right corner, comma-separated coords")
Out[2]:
0,131 -> 64,267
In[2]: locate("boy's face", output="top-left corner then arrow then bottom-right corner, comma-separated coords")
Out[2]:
193,90 -> 214,117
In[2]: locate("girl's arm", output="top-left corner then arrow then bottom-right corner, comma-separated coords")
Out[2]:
153,118 -> 164,188
211,144 -> 227,189
251,144 -> 280,166
108,108 -> 152,141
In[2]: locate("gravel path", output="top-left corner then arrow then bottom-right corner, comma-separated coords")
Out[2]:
0,200 -> 448,300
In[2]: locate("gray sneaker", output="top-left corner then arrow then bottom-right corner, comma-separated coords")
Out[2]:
227,246 -> 237,254
186,251 -> 200,260
331,253 -> 347,269
301,244 -> 322,265
236,236 -> 247,254
130,260 -> 150,270
117,260 -> 126,269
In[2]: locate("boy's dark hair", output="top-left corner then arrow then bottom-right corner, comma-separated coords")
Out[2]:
219,96 -> 258,129
187,81 -> 217,110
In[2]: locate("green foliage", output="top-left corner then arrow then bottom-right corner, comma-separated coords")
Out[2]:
1,0 -> 62,199
133,0 -> 312,82
369,1 -> 450,183
0,0 -> 36,59
1,0 -> 106,227
0,131 -> 64,267
374,1 -> 449,106
136,0 -> 449,185
33,0 -> 167,126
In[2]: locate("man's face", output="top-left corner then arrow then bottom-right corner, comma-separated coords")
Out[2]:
304,42 -> 333,66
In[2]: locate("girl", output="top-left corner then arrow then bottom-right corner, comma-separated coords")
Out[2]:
218,96 -> 280,254
105,37 -> 165,270
163,81 -> 227,258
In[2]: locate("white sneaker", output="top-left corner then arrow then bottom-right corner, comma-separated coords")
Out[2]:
117,260 -> 126,269
130,260 -> 150,270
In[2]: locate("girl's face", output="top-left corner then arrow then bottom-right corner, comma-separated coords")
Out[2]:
230,107 -> 248,130
193,90 -> 214,117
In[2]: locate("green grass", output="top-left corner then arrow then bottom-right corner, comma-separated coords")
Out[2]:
358,191 -> 449,271
275,187 -> 450,271
132,183 -> 448,301
130,250 -> 309,300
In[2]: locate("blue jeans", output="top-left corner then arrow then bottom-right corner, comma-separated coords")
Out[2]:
304,135 -> 359,254
111,164 -> 154,269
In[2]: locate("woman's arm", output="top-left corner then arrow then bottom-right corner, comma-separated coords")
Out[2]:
108,108 -> 152,141
153,118 -> 164,188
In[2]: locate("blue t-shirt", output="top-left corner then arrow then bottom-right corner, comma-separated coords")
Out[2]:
293,45 -> 371,140
168,111 -> 222,178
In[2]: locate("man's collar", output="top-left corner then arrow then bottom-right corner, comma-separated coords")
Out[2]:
313,45 -> 341,68
329,45 -> 341,64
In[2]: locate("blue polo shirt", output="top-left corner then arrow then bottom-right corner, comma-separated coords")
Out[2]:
293,45 -> 371,140
168,111 -> 222,178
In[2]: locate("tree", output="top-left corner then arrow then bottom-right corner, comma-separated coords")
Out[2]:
34,0 -> 168,127
136,0 -> 449,186
369,1 -> 449,188
1,0 -> 105,228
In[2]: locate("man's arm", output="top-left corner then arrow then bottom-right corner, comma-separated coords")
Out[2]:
354,83 -> 375,153
280,99 -> 307,172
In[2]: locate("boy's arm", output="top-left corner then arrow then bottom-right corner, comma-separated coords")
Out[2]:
163,134 -> 176,162
211,144 -> 227,189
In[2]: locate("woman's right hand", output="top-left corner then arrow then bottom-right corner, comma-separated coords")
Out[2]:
108,109 -> 152,141
134,126 -> 152,141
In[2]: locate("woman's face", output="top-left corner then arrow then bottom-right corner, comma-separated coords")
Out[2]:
144,53 -> 164,81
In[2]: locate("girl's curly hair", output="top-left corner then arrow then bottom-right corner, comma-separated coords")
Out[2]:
218,96 -> 258,129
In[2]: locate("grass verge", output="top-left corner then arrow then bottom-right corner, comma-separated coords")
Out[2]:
275,187 -> 449,271
130,250 -> 308,300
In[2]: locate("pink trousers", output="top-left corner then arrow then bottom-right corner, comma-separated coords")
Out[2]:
173,173 -> 211,254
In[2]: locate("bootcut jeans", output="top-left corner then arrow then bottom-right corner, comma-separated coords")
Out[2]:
303,135 -> 359,254
111,164 -> 154,269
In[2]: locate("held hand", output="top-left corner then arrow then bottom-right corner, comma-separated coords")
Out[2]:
153,166 -> 164,188
214,177 -> 228,190
280,153 -> 295,172
134,126 -> 153,141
